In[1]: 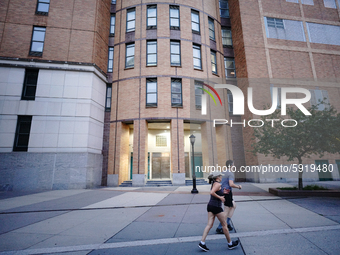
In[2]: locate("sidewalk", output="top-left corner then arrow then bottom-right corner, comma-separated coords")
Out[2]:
0,182 -> 339,255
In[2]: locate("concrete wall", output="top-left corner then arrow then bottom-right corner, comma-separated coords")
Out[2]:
0,61 -> 107,190
0,152 -> 102,190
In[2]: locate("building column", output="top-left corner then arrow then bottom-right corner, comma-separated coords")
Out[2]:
171,118 -> 185,185
132,119 -> 148,186
215,124 -> 233,168
201,121 -> 217,175
107,122 -> 129,186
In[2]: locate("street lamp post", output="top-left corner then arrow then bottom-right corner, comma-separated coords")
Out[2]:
190,134 -> 198,194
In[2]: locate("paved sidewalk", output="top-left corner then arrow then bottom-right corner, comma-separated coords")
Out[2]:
0,182 -> 339,255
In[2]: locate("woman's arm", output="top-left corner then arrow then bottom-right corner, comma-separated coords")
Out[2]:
210,182 -> 225,202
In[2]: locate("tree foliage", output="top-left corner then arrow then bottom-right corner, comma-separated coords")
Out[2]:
251,103 -> 340,189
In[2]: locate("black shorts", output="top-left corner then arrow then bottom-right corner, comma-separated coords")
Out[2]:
224,190 -> 233,207
207,204 -> 223,215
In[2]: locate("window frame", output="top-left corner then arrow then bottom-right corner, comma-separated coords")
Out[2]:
227,91 -> 233,113
147,5 -> 157,29
171,78 -> 183,107
170,40 -> 181,66
191,10 -> 200,34
13,115 -> 32,152
107,47 -> 114,72
222,27 -> 233,47
211,50 -> 217,75
36,0 -> 50,15
146,78 -> 158,107
193,44 -> 202,70
224,57 -> 236,78
105,84 -> 112,111
125,43 -> 135,69
195,81 -> 203,110
29,26 -> 46,57
146,40 -> 157,66
208,17 -> 215,40
126,8 -> 136,32
170,5 -> 180,30
21,69 -> 39,101
110,14 -> 116,36
323,0 -> 337,9
219,0 -> 229,18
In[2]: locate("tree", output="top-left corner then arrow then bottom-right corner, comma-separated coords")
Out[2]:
251,103 -> 340,190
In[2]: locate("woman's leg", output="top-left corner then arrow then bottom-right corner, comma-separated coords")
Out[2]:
201,212 -> 215,242
216,212 -> 231,243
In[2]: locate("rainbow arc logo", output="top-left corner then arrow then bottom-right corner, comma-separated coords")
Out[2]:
199,83 -> 222,115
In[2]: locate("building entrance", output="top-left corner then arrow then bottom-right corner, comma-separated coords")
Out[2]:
151,152 -> 170,179
148,123 -> 171,180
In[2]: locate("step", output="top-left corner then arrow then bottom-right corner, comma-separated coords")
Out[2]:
185,179 -> 208,185
119,181 -> 132,187
145,180 -> 173,186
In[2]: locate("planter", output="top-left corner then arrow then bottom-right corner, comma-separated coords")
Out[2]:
269,188 -> 340,197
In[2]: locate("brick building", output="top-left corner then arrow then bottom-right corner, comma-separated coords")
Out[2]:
0,0 -> 339,190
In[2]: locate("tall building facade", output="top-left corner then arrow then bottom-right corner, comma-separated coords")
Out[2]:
229,0 -> 340,182
105,0 -> 235,186
1,0 -> 339,190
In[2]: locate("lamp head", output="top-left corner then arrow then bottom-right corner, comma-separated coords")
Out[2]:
189,134 -> 195,145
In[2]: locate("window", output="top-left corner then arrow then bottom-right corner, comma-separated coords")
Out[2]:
191,10 -> 200,33
315,160 -> 332,181
126,8 -> 136,32
13,116 -> 32,152
146,78 -> 157,107
111,0 -> 116,4
227,91 -> 233,113
309,89 -> 330,111
21,69 -> 38,100
170,41 -> 181,66
170,5 -> 180,30
270,85 -> 281,109
286,0 -> 298,3
301,0 -> 314,5
147,40 -> 157,66
171,78 -> 182,107
125,43 -> 135,68
324,0 -> 337,8
211,50 -> 217,75
36,0 -> 50,15
224,57 -> 235,78
264,17 -> 305,42
336,160 -> 340,176
107,47 -> 114,72
147,5 -> 157,29
222,27 -> 232,47
219,0 -> 229,18
156,135 -> 167,146
29,26 -> 46,56
110,14 -> 115,36
307,23 -> 340,46
208,17 -> 215,40
105,84 -> 112,111
195,81 -> 203,109
193,44 -> 202,69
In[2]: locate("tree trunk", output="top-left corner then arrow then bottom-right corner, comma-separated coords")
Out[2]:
298,157 -> 303,190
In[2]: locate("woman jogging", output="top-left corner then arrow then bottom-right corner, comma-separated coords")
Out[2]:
198,171 -> 239,252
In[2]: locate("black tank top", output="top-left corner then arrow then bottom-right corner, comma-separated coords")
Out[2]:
208,182 -> 224,207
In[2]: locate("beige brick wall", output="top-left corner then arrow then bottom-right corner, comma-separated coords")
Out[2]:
0,0 -> 110,72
